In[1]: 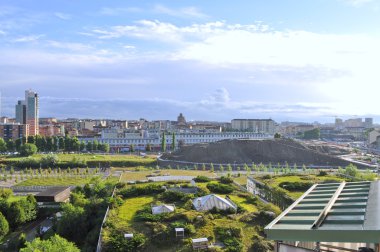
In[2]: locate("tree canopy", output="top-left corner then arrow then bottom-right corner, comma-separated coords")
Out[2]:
20,234 -> 80,252
20,143 -> 38,156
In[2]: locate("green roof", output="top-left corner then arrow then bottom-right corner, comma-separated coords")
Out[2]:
265,181 -> 380,243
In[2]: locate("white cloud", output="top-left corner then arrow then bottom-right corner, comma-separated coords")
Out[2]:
153,4 -> 208,19
88,20 -> 267,42
341,0 -> 375,6
12,34 -> 44,42
123,45 -> 136,49
54,12 -> 71,20
98,7 -> 142,16
46,40 -> 92,51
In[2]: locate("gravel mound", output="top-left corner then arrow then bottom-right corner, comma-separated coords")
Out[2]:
162,139 -> 354,167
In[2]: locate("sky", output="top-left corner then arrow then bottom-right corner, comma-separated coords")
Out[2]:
0,0 -> 380,122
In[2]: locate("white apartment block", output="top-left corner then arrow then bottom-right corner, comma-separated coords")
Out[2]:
82,131 -> 273,151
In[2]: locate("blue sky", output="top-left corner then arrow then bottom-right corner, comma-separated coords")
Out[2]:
0,0 -> 379,122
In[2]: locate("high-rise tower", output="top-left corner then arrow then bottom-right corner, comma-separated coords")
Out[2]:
25,90 -> 39,136
15,90 -> 39,136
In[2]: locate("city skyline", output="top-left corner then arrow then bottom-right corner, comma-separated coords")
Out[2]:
1,0 -> 380,122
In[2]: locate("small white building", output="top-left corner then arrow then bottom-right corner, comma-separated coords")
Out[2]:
175,227 -> 185,238
193,194 -> 237,212
151,204 -> 175,215
192,238 -> 209,250
124,233 -> 133,239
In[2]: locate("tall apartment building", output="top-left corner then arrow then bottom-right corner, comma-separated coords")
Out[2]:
0,123 -> 29,141
231,119 -> 275,134
15,90 -> 39,136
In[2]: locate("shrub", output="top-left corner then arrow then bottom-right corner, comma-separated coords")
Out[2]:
278,181 -> 312,191
20,144 -> 38,156
119,184 -> 165,198
251,235 -> 273,252
193,176 -> 211,182
215,227 -> 243,252
318,170 -> 328,176
40,154 -> 59,167
0,188 -> 12,199
262,174 -> 272,180
108,232 -> 147,252
160,191 -> 193,203
206,183 -> 233,194
0,212 -> 9,240
219,176 -> 233,184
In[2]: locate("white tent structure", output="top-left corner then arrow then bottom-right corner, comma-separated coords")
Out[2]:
152,204 -> 175,215
193,194 -> 237,212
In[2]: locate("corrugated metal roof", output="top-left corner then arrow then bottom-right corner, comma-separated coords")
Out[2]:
265,181 -> 380,243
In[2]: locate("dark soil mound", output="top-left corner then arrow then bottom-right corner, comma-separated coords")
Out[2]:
161,139 -> 354,167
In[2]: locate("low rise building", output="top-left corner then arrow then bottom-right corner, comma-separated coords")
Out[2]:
35,187 -> 71,203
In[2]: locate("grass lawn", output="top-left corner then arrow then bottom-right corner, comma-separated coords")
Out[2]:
228,195 -> 257,212
233,175 -> 248,186
120,169 -> 217,182
16,176 -> 98,186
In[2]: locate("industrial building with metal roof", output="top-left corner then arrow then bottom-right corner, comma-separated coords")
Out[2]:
265,181 -> 380,252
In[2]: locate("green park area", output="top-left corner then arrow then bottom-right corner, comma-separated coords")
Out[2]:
0,153 -> 157,169
101,175 -> 281,252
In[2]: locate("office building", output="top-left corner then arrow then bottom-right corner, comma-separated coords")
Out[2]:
15,90 -> 39,136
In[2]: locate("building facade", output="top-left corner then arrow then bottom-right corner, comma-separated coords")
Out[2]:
0,123 -> 29,141
15,90 -> 39,136
231,119 -> 275,134
82,131 -> 273,152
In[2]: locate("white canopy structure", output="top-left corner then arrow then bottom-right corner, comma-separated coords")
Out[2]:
151,204 -> 175,215
193,194 -> 237,212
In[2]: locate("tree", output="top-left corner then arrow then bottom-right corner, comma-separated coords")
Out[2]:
80,141 -> 86,152
274,133 -> 281,139
103,143 -> 110,153
0,138 -> 7,152
129,144 -> 135,153
58,137 -> 65,150
345,164 -> 359,178
46,137 -> 54,152
227,164 -> 232,173
20,234 -> 80,252
56,204 -> 87,245
86,141 -> 93,152
171,132 -> 176,151
161,132 -> 166,152
71,137 -> 80,152
303,128 -> 320,140
210,163 -> 214,172
27,136 -> 35,144
20,143 -> 38,156
220,164 -> 224,172
146,143 -> 152,152
93,140 -> 99,151
0,212 -> 9,240
6,139 -> 15,152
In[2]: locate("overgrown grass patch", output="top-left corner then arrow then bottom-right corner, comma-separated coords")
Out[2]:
16,176 -> 97,186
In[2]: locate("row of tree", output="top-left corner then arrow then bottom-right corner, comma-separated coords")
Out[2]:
161,132 -> 176,152
0,135 -> 110,155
